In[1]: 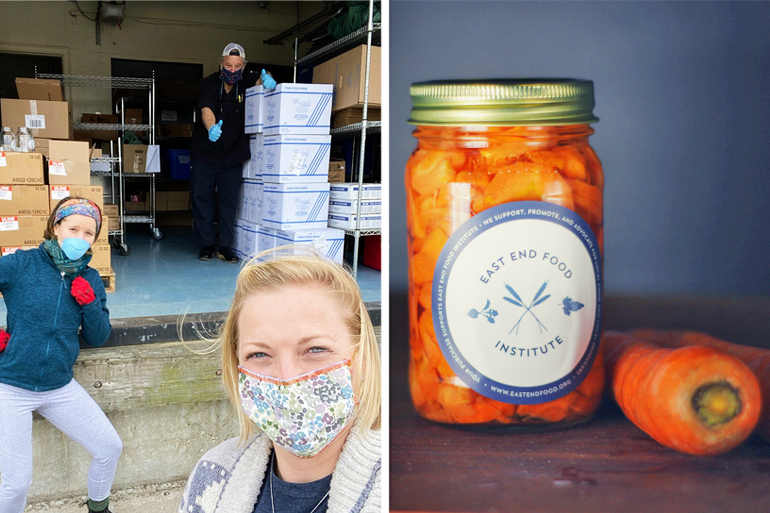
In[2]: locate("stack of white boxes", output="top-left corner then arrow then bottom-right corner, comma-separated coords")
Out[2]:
327,182 -> 383,231
234,83 -> 345,264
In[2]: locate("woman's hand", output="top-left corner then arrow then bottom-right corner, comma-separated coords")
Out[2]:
0,329 -> 9,352
71,276 -> 96,305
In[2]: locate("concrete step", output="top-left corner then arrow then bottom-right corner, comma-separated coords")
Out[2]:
14,304 -> 381,504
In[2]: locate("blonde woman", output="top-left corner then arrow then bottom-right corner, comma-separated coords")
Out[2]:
179,251 -> 381,513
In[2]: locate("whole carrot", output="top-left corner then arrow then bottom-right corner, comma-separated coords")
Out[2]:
632,329 -> 770,442
604,331 -> 761,456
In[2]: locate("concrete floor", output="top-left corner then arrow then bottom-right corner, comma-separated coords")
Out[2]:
0,224 -> 381,320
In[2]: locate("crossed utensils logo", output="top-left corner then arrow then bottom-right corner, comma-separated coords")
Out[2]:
467,281 -> 584,335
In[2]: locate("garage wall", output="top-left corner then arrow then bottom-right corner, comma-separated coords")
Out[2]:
0,1 -> 323,116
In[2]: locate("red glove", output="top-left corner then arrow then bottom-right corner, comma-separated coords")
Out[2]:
71,276 -> 96,305
0,329 -> 9,352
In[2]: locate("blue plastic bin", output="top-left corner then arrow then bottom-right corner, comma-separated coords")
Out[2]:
164,149 -> 191,180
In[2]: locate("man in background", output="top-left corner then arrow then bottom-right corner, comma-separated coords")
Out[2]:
190,42 -> 276,262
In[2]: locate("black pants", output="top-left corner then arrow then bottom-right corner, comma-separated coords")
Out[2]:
190,158 -> 242,249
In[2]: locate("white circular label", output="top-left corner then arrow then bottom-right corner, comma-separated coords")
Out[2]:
432,201 -> 602,404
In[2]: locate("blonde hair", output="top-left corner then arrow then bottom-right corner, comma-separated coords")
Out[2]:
218,247 -> 381,442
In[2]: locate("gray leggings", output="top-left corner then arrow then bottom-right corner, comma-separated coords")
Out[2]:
0,380 -> 123,513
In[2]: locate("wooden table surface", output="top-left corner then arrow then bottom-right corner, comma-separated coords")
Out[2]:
389,294 -> 770,513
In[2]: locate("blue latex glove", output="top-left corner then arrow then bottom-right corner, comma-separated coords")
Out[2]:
261,69 -> 277,91
208,120 -> 223,142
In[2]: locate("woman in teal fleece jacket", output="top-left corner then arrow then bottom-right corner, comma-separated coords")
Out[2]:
0,197 -> 121,513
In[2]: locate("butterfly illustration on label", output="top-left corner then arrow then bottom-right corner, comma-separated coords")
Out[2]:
502,282 -> 551,335
561,297 -> 584,316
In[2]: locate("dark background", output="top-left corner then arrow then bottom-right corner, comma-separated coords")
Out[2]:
389,0 -> 770,298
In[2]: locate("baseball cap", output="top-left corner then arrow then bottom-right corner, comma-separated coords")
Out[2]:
222,43 -> 246,60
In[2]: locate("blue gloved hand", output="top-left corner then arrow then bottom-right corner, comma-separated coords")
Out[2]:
208,120 -> 223,142
261,69 -> 277,91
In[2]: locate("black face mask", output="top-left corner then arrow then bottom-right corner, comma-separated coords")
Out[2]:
220,67 -> 243,85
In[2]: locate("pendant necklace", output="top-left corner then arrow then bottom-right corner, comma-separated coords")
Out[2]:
270,452 -> 330,513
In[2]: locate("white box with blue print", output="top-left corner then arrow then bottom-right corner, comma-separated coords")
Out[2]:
242,134 -> 264,180
263,83 -> 333,135
261,182 -> 330,230
244,85 -> 264,134
262,134 -> 331,183
327,213 -> 382,231
236,179 -> 263,224
328,198 -> 382,215
273,227 -> 345,265
328,182 -> 382,201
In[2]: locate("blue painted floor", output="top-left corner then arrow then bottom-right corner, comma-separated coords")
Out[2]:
0,225 -> 381,320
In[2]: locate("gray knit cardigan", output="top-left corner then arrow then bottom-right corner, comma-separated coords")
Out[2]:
179,422 -> 381,513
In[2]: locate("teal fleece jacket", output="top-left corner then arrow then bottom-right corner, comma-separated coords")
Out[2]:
0,244 -> 111,392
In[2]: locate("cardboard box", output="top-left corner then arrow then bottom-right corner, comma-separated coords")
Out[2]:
263,83 -> 333,135
49,185 -> 103,212
332,106 -> 381,128
243,134 -> 264,180
0,216 -> 47,246
236,179 -> 263,224
123,144 -> 148,173
1,246 -> 38,256
96,217 -> 109,243
1,98 -> 70,140
81,113 -> 118,124
0,185 -> 49,216
262,182 -> 330,230
73,128 -> 118,142
313,45 -> 381,112
88,244 -> 112,274
48,140 -> 91,185
108,215 -> 120,231
245,85 -> 264,134
328,198 -> 382,215
90,146 -> 103,159
124,108 -> 143,124
0,152 -> 45,185
103,203 -> 119,218
329,182 -> 382,200
167,191 -> 189,202
327,212 -> 382,231
274,227 -> 345,265
15,78 -> 63,102
167,200 -> 189,211
35,139 -> 50,159
328,158 -> 345,182
262,134 -> 331,183
162,123 -> 193,138
125,200 -> 147,212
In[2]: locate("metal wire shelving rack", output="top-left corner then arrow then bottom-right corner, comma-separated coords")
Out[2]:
293,2 -> 381,279
34,72 -> 162,255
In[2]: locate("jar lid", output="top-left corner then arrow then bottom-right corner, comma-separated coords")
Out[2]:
408,79 -> 599,126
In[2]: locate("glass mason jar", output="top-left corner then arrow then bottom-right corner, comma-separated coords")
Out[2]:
405,80 -> 605,430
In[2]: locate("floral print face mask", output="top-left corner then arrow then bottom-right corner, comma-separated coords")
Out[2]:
238,359 -> 358,458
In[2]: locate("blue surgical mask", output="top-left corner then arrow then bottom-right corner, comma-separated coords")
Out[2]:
220,67 -> 243,85
61,237 -> 91,261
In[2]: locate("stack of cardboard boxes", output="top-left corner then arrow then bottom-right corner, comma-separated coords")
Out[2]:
234,82 -> 345,264
0,78 -> 112,281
